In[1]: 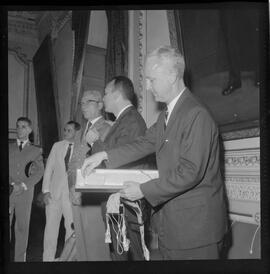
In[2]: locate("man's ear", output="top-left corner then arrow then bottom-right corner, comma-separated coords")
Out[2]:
27,127 -> 33,135
168,70 -> 178,85
98,101 -> 104,111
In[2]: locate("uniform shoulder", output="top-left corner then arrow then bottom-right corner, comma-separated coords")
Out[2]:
30,143 -> 43,153
30,143 -> 42,148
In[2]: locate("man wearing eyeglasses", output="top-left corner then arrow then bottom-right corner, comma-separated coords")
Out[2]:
67,89 -> 111,261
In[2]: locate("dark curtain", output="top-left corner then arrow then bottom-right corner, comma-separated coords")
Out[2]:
70,10 -> 91,121
105,10 -> 128,83
169,6 -> 260,88
33,35 -> 59,159
167,10 -> 192,90
105,10 -> 129,120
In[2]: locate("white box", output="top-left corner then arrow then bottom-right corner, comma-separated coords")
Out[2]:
75,168 -> 159,192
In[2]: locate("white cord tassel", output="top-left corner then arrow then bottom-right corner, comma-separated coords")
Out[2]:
249,224 -> 260,255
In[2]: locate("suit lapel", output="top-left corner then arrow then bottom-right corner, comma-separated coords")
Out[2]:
80,121 -> 87,143
61,140 -> 68,159
22,141 -> 31,153
79,117 -> 104,143
157,88 -> 189,152
92,117 -> 107,132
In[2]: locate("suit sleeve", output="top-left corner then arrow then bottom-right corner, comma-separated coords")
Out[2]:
141,109 -> 219,207
25,147 -> 44,189
98,122 -> 111,142
41,144 -> 56,193
106,122 -> 157,168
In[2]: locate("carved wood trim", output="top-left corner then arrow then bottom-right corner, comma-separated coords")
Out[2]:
51,11 -> 72,40
8,47 -> 30,118
137,10 -> 146,115
223,137 -> 260,225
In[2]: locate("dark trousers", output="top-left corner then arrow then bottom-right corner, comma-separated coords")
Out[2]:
101,198 -> 151,261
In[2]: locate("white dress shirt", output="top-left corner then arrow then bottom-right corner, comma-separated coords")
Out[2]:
166,87 -> 185,125
115,104 -> 133,120
16,139 -> 29,149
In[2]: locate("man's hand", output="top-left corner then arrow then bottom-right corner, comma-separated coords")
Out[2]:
81,151 -> 108,177
13,182 -> 25,196
43,192 -> 52,205
85,128 -> 100,144
120,181 -> 144,201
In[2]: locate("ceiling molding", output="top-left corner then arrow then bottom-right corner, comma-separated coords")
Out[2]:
51,11 -> 72,40
8,16 -> 38,38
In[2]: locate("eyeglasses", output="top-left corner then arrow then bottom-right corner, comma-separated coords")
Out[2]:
80,99 -> 100,106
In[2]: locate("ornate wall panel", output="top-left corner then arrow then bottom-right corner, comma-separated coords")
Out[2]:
137,10 -> 147,117
8,47 -> 30,140
223,137 -> 260,225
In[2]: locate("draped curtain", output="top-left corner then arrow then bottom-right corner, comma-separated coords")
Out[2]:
70,10 -> 91,122
167,8 -> 259,88
167,10 -> 192,90
105,10 -> 128,83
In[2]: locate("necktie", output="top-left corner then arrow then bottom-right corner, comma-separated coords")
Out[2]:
19,141 -> 23,151
85,121 -> 92,136
85,121 -> 93,157
164,107 -> 169,130
64,143 -> 72,171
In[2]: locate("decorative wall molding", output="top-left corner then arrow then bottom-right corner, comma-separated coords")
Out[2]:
8,17 -> 38,38
137,10 -> 146,115
8,46 -> 31,64
51,11 -> 72,40
221,127 -> 260,141
223,137 -> 260,225
224,149 -> 260,175
225,154 -> 260,169
8,48 -> 30,138
166,10 -> 178,50
225,179 -> 260,201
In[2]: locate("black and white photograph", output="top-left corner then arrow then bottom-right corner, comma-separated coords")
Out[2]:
1,2 -> 269,273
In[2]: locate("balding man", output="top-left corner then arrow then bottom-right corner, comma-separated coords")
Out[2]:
82,46 -> 228,260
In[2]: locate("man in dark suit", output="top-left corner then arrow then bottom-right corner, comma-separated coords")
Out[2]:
67,89 -> 111,261
9,117 -> 44,261
82,46 -> 228,260
95,75 -> 150,261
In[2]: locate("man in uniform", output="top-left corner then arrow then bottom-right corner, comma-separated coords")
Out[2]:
9,117 -> 44,261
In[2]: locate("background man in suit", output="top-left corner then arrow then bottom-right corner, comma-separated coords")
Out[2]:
95,75 -> 150,261
67,90 -> 111,261
9,117 -> 44,261
42,121 -> 81,261
82,46 -> 228,260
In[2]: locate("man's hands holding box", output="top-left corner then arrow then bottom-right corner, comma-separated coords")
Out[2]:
81,151 -> 108,177
80,153 -> 158,201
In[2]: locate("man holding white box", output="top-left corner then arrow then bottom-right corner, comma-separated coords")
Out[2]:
82,46 -> 228,260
